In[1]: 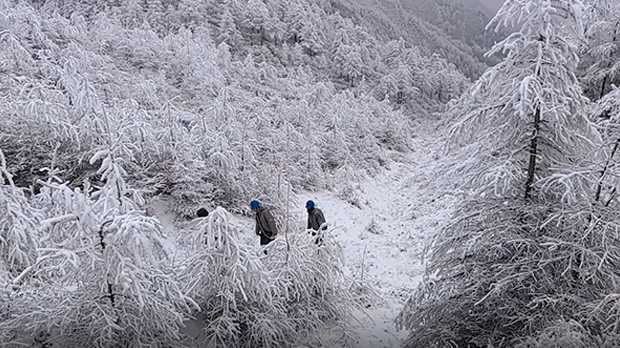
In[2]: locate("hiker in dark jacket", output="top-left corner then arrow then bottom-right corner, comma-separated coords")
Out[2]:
251,200 -> 278,246
306,200 -> 326,245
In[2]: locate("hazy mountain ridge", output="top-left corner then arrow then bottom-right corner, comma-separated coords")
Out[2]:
330,0 -> 505,79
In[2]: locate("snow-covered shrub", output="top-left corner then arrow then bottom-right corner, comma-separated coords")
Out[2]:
0,149 -> 42,279
179,207 -> 288,347
0,149 -> 195,348
331,164 -> 365,208
179,206 -> 356,347
512,319 -> 610,348
0,149 -> 44,344
264,231 -> 356,346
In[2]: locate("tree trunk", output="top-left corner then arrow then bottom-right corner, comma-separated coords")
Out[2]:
599,74 -> 609,100
98,221 -> 116,308
595,137 -> 620,202
524,107 -> 541,200
599,24 -> 618,100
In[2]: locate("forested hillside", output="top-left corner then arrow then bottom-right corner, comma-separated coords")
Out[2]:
10,0 -> 620,346
0,0 -> 474,346
1,0 -> 471,216
334,0 -> 506,79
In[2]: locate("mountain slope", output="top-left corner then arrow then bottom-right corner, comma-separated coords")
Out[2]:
330,0 -> 505,79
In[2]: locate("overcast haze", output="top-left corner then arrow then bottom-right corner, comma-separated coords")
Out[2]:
479,0 -> 504,13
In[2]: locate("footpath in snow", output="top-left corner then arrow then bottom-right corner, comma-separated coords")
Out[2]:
295,138 -> 455,348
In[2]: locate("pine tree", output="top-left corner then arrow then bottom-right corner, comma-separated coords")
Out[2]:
240,0 -> 272,45
282,0 -> 306,44
216,1 -> 242,47
120,0 -> 145,28
0,103 -> 195,347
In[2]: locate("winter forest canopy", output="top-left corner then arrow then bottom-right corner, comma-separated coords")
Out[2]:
2,0 -> 620,347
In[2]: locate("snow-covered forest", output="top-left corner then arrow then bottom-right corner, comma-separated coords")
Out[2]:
2,0 -> 620,346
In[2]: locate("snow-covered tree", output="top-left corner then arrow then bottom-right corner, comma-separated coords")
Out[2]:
445,0 -> 593,201
396,0 -> 620,346
179,206 -> 356,347
592,86 -> 620,207
581,0 -> 620,100
215,0 -> 243,47
178,207 -> 287,347
330,20 -> 364,86
240,0 -> 275,45
0,149 -> 42,279
0,111 -> 195,347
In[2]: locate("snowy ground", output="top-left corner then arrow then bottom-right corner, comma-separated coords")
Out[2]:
294,142 -> 456,348
151,135 -> 455,348
296,166 -> 425,348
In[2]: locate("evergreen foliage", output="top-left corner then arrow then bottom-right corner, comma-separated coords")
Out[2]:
0,118 -> 195,347
581,0 -> 620,100
0,149 -> 43,279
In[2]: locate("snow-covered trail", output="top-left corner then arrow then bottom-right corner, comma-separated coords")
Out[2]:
297,137 -> 456,348
151,134 -> 455,348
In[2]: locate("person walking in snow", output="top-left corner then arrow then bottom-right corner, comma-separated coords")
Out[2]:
306,200 -> 327,245
251,200 -> 278,246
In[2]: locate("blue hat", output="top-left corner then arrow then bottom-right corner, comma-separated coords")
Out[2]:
250,200 -> 260,210
306,200 -> 315,209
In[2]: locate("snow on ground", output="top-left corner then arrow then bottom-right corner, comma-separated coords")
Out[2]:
294,137 -> 456,348
150,135 -> 456,348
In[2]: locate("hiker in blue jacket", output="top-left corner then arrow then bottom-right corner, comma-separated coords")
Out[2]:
251,200 -> 278,246
306,200 -> 326,245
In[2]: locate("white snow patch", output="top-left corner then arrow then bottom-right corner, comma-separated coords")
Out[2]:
295,152 -> 456,347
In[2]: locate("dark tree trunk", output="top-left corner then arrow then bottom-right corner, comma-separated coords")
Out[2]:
599,24 -> 619,100
599,74 -> 609,100
596,137 -> 620,202
524,107 -> 541,200
99,221 -> 116,308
